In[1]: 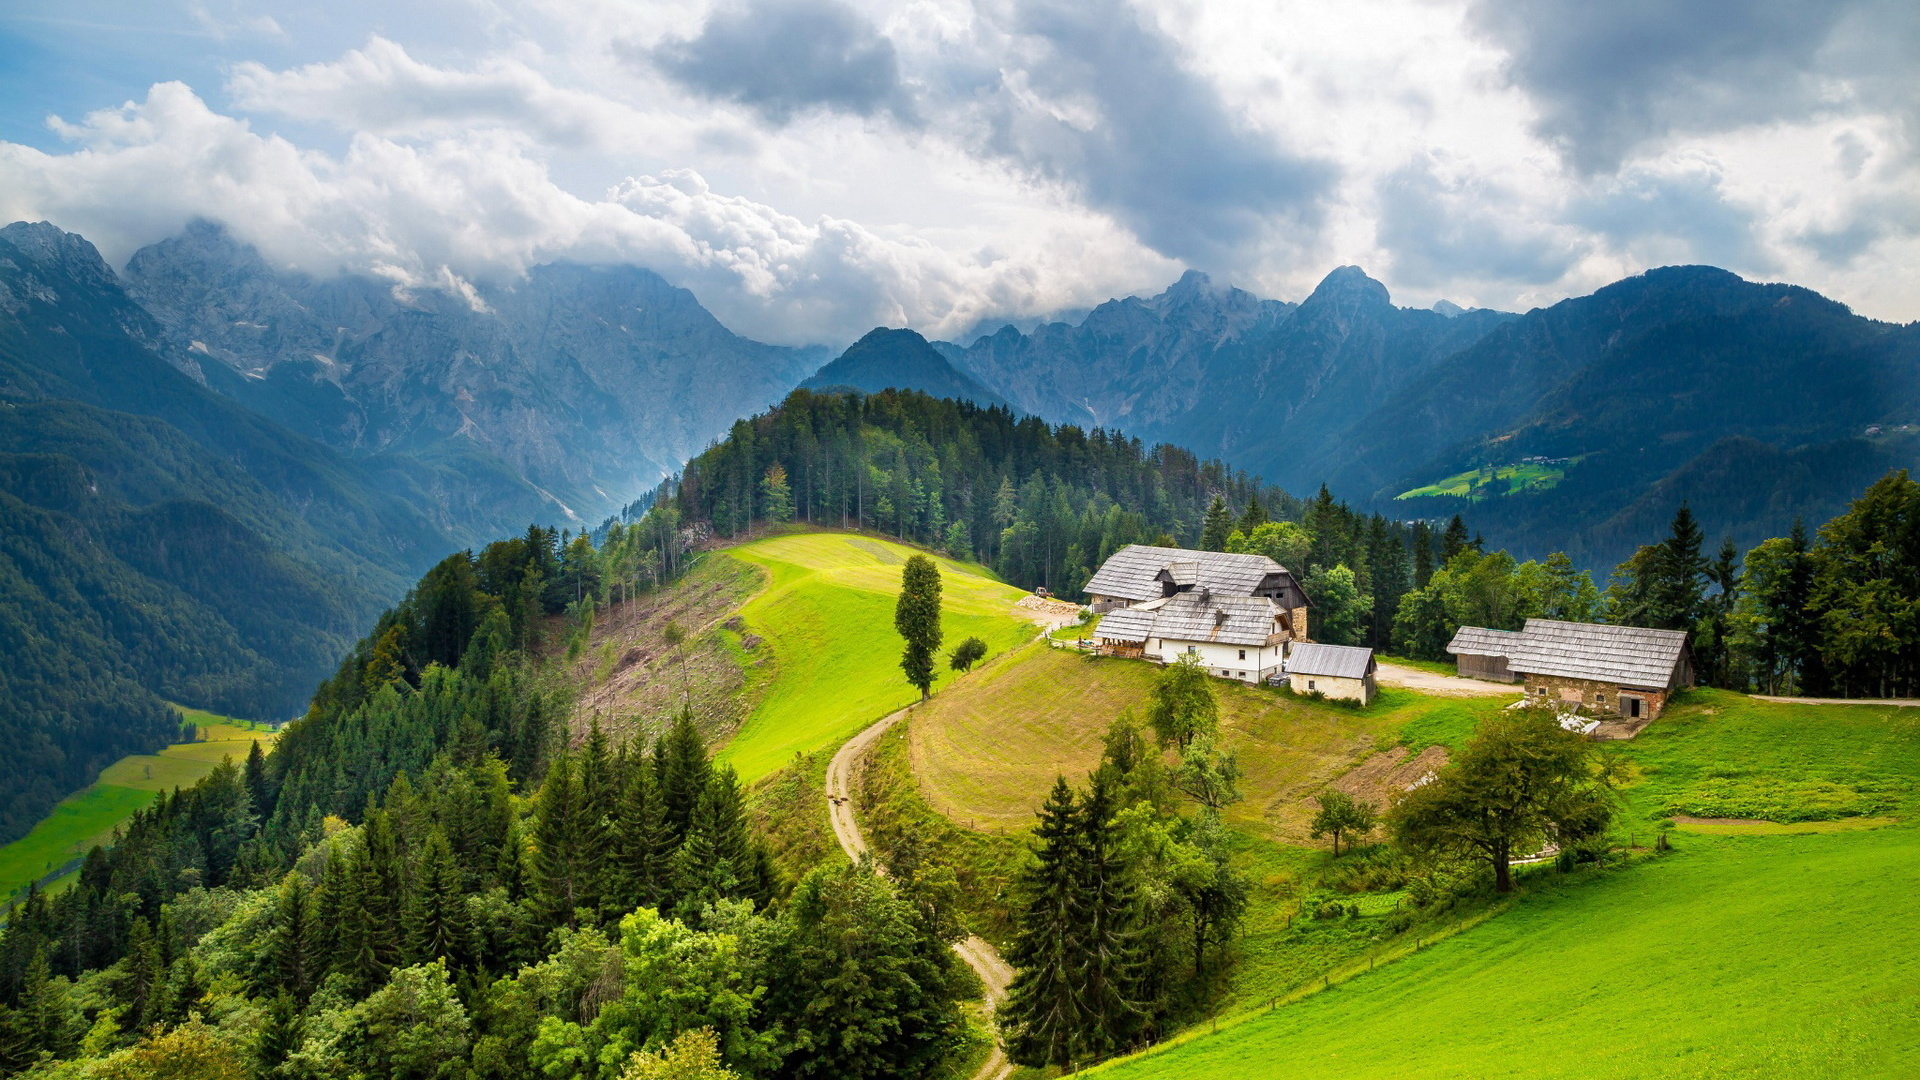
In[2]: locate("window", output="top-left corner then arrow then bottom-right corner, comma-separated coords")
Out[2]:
1596,695 -> 1606,707
1308,679 -> 1317,690
1536,686 -> 1548,697
1238,649 -> 1246,660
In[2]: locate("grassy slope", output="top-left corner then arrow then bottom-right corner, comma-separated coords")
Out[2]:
717,532 -> 1034,784
0,716 -> 276,903
1091,690 -> 1920,1078
1093,827 -> 1920,1080
910,645 -> 1506,839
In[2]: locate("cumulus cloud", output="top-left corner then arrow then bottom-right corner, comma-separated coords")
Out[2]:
955,0 -> 1338,270
228,36 -> 640,147
0,81 -> 1154,343
1469,0 -> 1919,174
649,0 -> 912,124
1374,156 -> 1581,288
1569,164 -> 1772,273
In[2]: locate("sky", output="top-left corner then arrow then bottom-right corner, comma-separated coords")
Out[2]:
0,0 -> 1915,345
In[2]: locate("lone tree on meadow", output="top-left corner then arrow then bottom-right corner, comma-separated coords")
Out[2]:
897,555 -> 944,699
1146,654 -> 1218,750
1309,790 -> 1376,856
1388,707 -> 1616,892
949,636 -> 988,673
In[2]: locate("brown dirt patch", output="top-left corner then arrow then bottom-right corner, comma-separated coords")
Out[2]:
1287,743 -> 1451,837
565,556 -> 770,750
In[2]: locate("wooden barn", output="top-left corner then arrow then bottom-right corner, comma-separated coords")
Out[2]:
1447,619 -> 1694,720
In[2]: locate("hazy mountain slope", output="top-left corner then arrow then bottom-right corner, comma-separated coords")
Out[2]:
0,221 -> 463,843
1329,267 -> 1920,567
124,222 -> 825,524
954,270 -> 1296,432
951,268 -> 1512,494
800,327 -> 1008,407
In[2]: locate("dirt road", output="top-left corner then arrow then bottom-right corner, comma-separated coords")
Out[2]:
825,707 -> 1016,1080
1375,660 -> 1521,698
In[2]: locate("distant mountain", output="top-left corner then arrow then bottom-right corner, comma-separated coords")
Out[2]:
1323,266 -> 1920,567
948,268 -> 1511,493
124,221 -> 828,526
945,264 -> 1920,571
801,327 -> 1008,408
0,221 -> 464,844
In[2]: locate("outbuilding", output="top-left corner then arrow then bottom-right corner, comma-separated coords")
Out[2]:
1282,643 -> 1378,705
1445,619 -> 1694,719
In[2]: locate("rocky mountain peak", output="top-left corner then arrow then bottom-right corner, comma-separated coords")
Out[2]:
0,221 -> 119,294
1303,265 -> 1392,310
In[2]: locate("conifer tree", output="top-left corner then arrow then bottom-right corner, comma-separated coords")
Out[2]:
1441,515 -> 1471,561
657,713 -> 712,845
405,828 -> 471,966
577,720 -> 618,915
533,753 -> 589,926
1236,494 -> 1268,534
268,872 -> 321,1001
1073,772 -> 1145,1059
1198,496 -> 1234,552
612,748 -> 670,913
896,555 -> 944,700
243,740 -> 273,824
256,991 -> 305,1076
1002,778 -> 1086,1070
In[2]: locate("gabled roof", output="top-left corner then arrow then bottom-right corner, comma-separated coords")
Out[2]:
1084,544 -> 1288,602
1445,619 -> 1690,689
1447,626 -> 1523,656
1094,593 -> 1287,647
1285,643 -> 1376,679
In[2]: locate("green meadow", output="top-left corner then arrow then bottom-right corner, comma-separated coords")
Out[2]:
715,532 -> 1035,784
1396,459 -> 1575,501
0,713 -> 277,904
1093,826 -> 1920,1080
1083,689 -> 1920,1078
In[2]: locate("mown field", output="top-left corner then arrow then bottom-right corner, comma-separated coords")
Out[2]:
716,532 -> 1036,783
909,644 -> 1507,839
1092,825 -> 1920,1080
0,712 -> 277,903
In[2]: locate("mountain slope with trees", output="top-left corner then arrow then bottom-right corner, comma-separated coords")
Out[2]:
800,328 -> 1007,408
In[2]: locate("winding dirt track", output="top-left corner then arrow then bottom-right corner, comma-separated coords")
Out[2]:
825,706 -> 1017,1080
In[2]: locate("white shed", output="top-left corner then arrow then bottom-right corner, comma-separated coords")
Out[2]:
1283,643 -> 1378,704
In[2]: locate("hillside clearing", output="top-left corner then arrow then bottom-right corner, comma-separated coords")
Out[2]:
716,532 -> 1035,784
0,715 -> 276,904
1088,827 -> 1920,1080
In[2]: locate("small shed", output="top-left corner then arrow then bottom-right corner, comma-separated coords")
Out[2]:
1283,643 -> 1378,705
1448,626 -> 1523,683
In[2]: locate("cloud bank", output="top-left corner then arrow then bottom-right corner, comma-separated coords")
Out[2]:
0,0 -> 1914,342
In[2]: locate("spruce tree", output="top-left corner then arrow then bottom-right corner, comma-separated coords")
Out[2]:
1236,494 -> 1268,535
612,748 -> 670,913
576,720 -> 618,916
405,829 -> 471,966
657,712 -> 712,845
1199,497 -> 1234,552
896,555 -> 944,700
1002,778 -> 1087,1070
268,873 -> 320,1001
533,753 -> 588,926
1073,772 -> 1145,1059
1441,515 -> 1471,561
256,992 -> 305,1076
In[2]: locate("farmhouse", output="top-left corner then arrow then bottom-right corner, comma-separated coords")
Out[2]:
1086,545 -> 1314,683
1283,643 -> 1378,704
1447,619 -> 1694,719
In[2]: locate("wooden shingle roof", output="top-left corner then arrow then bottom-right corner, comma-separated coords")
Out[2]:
1446,619 -> 1689,689
1093,592 -> 1286,647
1083,544 -> 1287,602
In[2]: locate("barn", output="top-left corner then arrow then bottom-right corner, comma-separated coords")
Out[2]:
1446,619 -> 1694,719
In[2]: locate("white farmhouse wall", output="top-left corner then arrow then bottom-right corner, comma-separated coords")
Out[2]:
1288,672 -> 1373,704
1149,638 -> 1280,683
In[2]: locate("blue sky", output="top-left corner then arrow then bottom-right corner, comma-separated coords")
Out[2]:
0,0 -> 1914,344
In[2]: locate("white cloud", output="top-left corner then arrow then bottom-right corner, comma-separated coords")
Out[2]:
0,80 -> 1165,343
1,0 -> 1916,333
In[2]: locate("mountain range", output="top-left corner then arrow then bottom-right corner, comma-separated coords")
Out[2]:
4,212 -> 1918,845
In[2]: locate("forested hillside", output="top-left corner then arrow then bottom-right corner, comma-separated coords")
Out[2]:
0,222 -> 459,845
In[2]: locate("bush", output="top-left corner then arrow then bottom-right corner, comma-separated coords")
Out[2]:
1382,911 -> 1415,935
